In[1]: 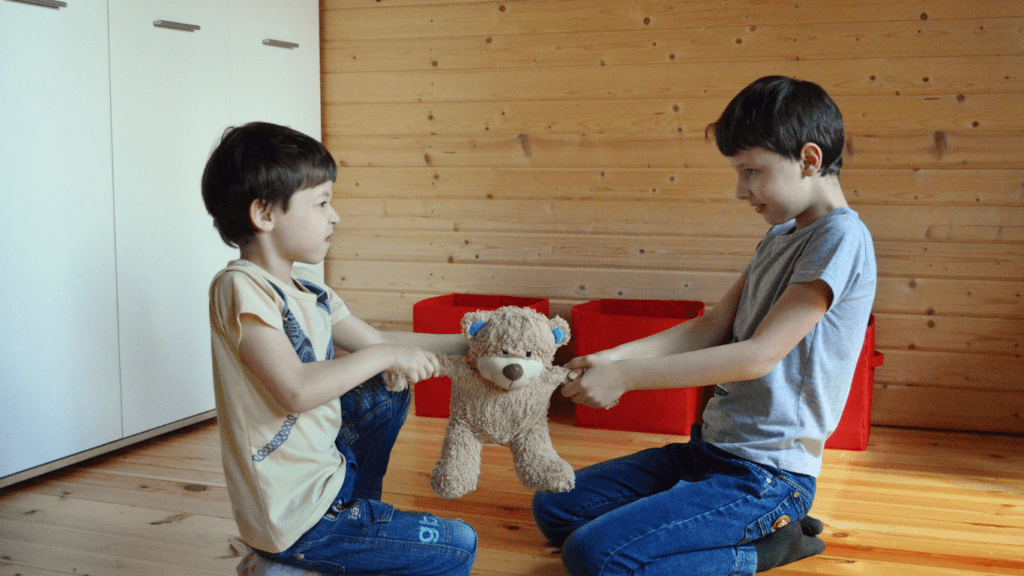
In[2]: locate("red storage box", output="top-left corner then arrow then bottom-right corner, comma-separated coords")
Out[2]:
412,294 -> 549,417
572,299 -> 705,435
825,314 -> 884,451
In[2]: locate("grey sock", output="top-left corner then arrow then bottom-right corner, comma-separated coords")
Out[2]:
799,515 -> 824,536
753,521 -> 826,572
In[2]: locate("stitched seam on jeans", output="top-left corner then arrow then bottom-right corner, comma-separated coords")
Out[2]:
726,457 -> 775,487
596,491 -> 759,575
576,493 -> 640,516
775,473 -> 813,503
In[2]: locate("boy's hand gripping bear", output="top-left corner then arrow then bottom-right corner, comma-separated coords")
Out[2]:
385,306 -> 575,499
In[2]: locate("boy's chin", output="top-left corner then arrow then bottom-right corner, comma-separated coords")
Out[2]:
295,252 -> 327,267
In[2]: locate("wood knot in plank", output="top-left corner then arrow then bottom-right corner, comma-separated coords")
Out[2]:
517,134 -> 532,157
151,513 -> 192,525
933,131 -> 948,159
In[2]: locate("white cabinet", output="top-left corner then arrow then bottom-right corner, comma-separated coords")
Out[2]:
0,0 -> 123,479
109,0 -> 235,436
229,0 -> 322,137
1,0 -> 321,485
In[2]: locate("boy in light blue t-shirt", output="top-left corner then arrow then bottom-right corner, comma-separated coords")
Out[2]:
535,76 -> 877,575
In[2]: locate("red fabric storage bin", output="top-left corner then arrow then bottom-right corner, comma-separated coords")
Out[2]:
572,299 -> 705,435
411,294 -> 549,417
825,314 -> 884,451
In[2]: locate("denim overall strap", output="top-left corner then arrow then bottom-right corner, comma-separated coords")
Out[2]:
266,279 -> 335,362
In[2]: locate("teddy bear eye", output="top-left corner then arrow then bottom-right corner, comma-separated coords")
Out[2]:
526,351 -> 533,358
501,350 -> 509,356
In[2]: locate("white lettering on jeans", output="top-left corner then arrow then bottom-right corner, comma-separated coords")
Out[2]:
419,515 -> 440,543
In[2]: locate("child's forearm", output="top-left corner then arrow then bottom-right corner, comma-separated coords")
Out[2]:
264,346 -> 392,413
618,280 -> 830,392
599,311 -> 733,363
600,278 -> 744,362
561,339 -> 767,409
379,331 -> 468,356
241,316 -> 440,413
618,339 -> 773,392
331,316 -> 467,357
283,343 -> 439,412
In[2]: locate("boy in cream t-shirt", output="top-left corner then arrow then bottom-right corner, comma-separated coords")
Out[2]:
202,122 -> 476,575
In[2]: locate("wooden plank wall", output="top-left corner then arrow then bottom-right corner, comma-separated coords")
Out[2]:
319,0 -> 1024,434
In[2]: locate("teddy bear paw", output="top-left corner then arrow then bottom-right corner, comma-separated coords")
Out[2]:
381,370 -> 409,392
430,464 -> 478,499
520,457 -> 575,494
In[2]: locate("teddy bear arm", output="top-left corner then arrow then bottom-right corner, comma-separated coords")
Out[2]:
508,422 -> 575,494
546,365 -> 571,387
383,355 -> 468,393
431,418 -> 483,499
436,354 -> 471,380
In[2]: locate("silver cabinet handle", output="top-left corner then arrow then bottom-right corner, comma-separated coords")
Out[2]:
153,20 -> 201,32
263,39 -> 299,49
6,0 -> 68,8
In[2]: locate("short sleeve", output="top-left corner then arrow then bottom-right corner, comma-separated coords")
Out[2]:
791,214 -> 874,310
209,270 -> 285,347
326,283 -> 350,324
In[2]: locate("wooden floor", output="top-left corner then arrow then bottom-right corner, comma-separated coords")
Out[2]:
2,401 -> 1023,575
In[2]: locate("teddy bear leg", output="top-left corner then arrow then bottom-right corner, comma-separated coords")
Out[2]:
509,424 -> 575,494
430,420 -> 483,499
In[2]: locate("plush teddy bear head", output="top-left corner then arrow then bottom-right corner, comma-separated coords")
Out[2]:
461,306 -> 570,390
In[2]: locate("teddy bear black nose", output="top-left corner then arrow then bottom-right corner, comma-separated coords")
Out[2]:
503,363 -> 524,382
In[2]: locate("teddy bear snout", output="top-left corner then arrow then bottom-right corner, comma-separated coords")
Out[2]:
476,356 -> 545,390
503,363 -> 524,382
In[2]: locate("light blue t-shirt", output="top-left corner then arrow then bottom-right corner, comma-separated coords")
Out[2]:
701,207 -> 877,477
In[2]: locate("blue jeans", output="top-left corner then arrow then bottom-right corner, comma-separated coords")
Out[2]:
262,375 -> 477,575
532,425 -> 815,576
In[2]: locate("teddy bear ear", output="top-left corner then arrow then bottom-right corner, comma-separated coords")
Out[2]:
461,310 -> 492,339
469,321 -> 487,337
549,315 -> 571,346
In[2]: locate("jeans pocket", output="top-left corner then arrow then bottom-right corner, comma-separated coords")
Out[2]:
742,487 -> 809,542
725,456 -> 776,496
364,499 -> 395,524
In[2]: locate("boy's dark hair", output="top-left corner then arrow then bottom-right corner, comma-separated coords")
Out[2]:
707,76 -> 845,176
202,122 -> 337,248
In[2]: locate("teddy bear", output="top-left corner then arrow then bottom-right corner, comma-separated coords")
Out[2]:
385,306 -> 576,499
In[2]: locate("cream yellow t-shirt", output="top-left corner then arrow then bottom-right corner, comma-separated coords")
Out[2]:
209,259 -> 351,553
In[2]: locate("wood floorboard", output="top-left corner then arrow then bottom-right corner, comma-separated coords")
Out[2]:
1,401 -> 1022,575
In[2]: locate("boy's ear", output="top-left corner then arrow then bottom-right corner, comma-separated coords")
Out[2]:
800,143 -> 823,176
249,199 -> 275,232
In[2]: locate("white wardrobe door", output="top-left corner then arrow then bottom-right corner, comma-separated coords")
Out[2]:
228,0 -> 321,137
0,0 -> 122,477
109,0 -> 235,436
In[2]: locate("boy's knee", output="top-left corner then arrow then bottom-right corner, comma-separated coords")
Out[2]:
436,517 -> 477,576
445,517 -> 478,554
531,491 -> 570,547
560,529 -> 605,576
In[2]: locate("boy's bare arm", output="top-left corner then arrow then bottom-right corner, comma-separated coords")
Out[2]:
564,275 -> 745,379
330,314 -> 468,357
238,315 -> 439,414
563,279 -> 830,409
378,330 -> 468,357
